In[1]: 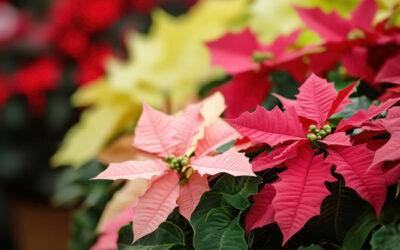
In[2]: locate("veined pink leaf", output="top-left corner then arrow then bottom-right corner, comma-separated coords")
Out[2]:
220,70 -> 272,119
132,172 -> 180,242
206,28 -> 262,74
92,159 -> 169,181
91,206 -> 133,250
372,107 -> 400,167
133,102 -> 175,157
226,106 -> 304,147
177,172 -> 209,221
294,6 -> 350,42
322,132 -> 352,147
375,54 -> 400,85
272,145 -> 334,245
246,184 -> 276,232
294,74 -> 338,126
350,0 -> 377,31
327,145 -> 386,215
336,97 -> 400,131
190,149 -> 255,177
326,81 -> 357,119
195,122 -> 239,158
172,103 -> 204,156
252,141 -> 305,172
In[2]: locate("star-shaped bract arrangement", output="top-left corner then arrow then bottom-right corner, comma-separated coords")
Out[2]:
295,0 -> 400,85
206,28 -> 314,118
93,93 -> 255,243
227,73 -> 400,245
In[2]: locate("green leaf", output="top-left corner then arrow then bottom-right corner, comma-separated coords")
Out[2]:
330,96 -> 371,120
319,175 -> 371,241
193,207 -> 247,250
192,175 -> 261,223
211,175 -> 262,210
191,175 -> 261,250
119,222 -> 185,250
370,223 -> 400,250
118,223 -> 134,246
343,208 -> 380,250
216,140 -> 236,153
298,244 -> 325,250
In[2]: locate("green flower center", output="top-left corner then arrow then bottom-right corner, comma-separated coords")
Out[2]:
165,155 -> 194,184
252,51 -> 274,62
347,29 -> 365,40
306,124 -> 331,141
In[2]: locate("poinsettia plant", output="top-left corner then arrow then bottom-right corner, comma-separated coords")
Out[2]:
228,73 -> 400,244
38,0 -> 400,249
92,93 -> 255,247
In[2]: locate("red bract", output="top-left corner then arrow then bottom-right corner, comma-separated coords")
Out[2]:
75,44 -> 112,86
93,96 -> 254,243
296,0 -> 400,85
13,57 -> 62,114
207,28 -> 312,118
226,74 -> 398,245
375,53 -> 400,85
0,75 -> 10,111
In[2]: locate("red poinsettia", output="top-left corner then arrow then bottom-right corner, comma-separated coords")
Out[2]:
12,57 -> 62,114
93,95 -> 254,243
74,44 -> 112,86
207,28 -> 313,118
296,0 -> 400,84
227,74 -> 400,244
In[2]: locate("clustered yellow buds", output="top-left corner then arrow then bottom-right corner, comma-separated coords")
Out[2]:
306,124 -> 332,141
166,155 -> 193,183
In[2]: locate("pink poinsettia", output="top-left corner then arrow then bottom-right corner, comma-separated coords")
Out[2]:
227,74 -> 398,245
93,96 -> 254,243
206,28 -> 313,118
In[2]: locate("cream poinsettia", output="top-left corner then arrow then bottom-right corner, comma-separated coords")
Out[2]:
51,0 -> 248,168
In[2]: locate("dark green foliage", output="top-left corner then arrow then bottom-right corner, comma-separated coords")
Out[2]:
118,222 -> 186,250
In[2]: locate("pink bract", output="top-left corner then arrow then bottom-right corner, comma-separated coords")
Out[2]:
93,96 -> 254,244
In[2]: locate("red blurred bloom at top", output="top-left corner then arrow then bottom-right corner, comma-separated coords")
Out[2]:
130,0 -> 158,14
295,0 -> 400,84
47,0 -> 123,58
75,44 -> 112,86
13,57 -> 62,115
77,0 -> 124,33
0,74 -> 10,111
207,28 -> 313,118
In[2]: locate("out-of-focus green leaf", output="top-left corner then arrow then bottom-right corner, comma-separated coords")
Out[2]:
299,244 -> 325,250
193,207 -> 247,250
370,223 -> 400,250
118,222 -> 185,250
191,175 -> 261,250
343,208 -> 380,250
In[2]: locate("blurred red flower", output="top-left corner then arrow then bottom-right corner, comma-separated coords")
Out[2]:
13,57 -> 62,114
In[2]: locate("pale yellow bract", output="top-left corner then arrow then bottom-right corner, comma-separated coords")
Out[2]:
52,0 -> 248,168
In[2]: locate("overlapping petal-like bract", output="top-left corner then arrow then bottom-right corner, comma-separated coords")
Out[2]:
93,93 -> 254,244
272,145 -> 334,245
227,73 -> 398,245
326,145 -> 386,215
